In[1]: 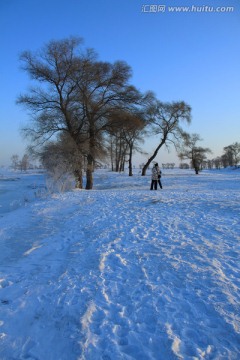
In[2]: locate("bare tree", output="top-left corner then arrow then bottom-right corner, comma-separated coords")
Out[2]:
17,37 -> 147,189
107,110 -> 146,175
141,101 -> 191,175
213,157 -> 222,169
223,142 -> 240,167
11,154 -> 19,170
122,114 -> 146,176
20,154 -> 30,171
162,163 -> 175,169
72,57 -> 148,187
17,37 -> 86,184
108,129 -> 128,172
179,163 -> 190,169
178,133 -> 212,174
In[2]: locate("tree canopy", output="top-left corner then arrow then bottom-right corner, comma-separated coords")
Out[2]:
17,37 -> 151,188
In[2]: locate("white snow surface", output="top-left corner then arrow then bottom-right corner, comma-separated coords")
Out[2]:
0,168 -> 239,360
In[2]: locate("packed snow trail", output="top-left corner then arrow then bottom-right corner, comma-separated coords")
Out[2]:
0,170 -> 240,359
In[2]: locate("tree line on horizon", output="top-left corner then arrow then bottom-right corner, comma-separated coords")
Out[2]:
10,140 -> 240,173
179,141 -> 240,172
16,37 -> 240,188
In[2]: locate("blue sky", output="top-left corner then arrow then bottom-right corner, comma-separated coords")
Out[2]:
0,0 -> 240,166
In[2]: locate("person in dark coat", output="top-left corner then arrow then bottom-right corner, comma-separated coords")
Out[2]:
156,164 -> 163,189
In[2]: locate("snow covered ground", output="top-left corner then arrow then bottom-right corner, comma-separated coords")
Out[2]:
0,168 -> 239,360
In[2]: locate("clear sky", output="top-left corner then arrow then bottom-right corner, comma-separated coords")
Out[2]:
1,0 -> 240,166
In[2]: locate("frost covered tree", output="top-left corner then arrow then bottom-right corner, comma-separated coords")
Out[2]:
40,133 -> 86,189
141,101 -> 191,176
178,133 -> 212,174
17,37 -> 148,189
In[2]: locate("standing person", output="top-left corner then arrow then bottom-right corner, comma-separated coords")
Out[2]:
156,164 -> 163,189
150,163 -> 159,190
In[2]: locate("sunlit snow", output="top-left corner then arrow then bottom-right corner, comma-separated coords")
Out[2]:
0,168 -> 239,359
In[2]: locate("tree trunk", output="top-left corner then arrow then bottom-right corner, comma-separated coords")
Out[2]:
141,138 -> 165,175
74,169 -> 83,189
110,139 -> 114,172
194,165 -> 199,174
120,154 -> 125,172
128,145 -> 133,176
192,159 -> 199,175
85,126 -> 95,189
86,154 -> 94,189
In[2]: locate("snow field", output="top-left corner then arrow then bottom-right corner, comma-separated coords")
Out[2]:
0,169 -> 239,359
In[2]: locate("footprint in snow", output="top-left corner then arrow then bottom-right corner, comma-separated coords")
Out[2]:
0,279 -> 11,288
1,299 -> 10,305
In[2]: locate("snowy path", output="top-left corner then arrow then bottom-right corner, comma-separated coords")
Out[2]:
0,170 -> 240,359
